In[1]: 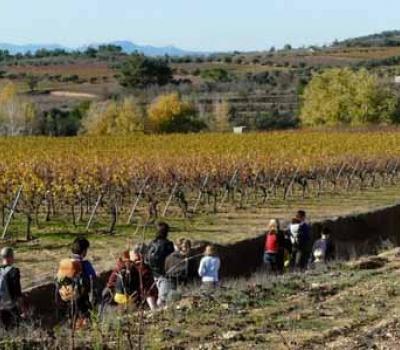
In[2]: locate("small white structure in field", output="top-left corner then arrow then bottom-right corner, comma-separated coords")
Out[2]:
394,76 -> 400,84
233,126 -> 247,134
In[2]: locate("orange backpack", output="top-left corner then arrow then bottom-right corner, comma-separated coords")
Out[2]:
56,259 -> 83,302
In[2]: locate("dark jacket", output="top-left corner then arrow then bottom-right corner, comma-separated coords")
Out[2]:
0,265 -> 22,307
146,238 -> 174,277
165,251 -> 197,284
297,222 -> 311,251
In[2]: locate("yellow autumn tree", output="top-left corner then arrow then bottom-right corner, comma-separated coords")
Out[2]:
0,82 -> 37,135
81,97 -> 143,135
146,93 -> 205,133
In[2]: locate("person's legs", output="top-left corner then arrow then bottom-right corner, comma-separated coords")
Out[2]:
73,295 -> 91,329
146,297 -> 157,311
269,253 -> 277,272
0,308 -> 19,330
155,277 -> 169,308
290,249 -> 297,270
201,281 -> 217,295
277,249 -> 284,273
295,250 -> 303,270
264,253 -> 277,273
299,249 -> 310,270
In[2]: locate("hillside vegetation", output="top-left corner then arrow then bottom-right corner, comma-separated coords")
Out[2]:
2,31 -> 400,134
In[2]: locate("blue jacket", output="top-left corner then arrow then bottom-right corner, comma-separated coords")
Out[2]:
71,254 -> 96,280
198,256 -> 221,283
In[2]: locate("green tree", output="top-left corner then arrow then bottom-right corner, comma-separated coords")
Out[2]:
26,74 -> 41,93
200,68 -> 231,82
81,97 -> 143,135
300,68 -> 399,126
117,54 -> 172,88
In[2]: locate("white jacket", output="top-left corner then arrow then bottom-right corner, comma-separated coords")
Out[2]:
290,223 -> 300,245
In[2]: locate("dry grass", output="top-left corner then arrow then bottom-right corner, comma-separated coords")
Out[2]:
3,249 -> 400,349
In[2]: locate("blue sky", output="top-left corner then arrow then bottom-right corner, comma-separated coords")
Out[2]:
1,0 -> 399,51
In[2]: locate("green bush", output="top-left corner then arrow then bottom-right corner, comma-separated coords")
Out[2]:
117,54 -> 172,88
301,68 -> 400,126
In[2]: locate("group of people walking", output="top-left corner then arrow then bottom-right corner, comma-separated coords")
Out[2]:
263,210 -> 335,273
0,211 -> 333,330
0,222 -> 221,329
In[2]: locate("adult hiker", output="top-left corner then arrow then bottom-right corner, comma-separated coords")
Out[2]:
165,239 -> 194,302
290,210 -> 312,270
146,222 -> 174,308
198,245 -> 221,289
0,247 -> 25,329
310,227 -> 335,265
56,238 -> 97,328
264,219 -> 284,273
105,245 -> 157,311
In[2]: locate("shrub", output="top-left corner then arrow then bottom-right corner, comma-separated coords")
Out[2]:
255,110 -> 299,130
118,54 -> 172,88
147,93 -> 206,133
81,97 -> 143,135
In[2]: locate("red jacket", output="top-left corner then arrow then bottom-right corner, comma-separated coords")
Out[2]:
107,257 -> 157,299
265,231 -> 279,253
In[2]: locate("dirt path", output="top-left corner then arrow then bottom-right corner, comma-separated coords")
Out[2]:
49,90 -> 99,99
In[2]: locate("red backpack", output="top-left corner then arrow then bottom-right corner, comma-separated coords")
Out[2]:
265,231 -> 279,253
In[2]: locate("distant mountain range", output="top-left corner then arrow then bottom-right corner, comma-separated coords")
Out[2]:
0,41 -> 204,57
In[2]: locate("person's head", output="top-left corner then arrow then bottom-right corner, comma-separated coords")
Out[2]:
120,250 -> 131,263
204,245 -> 216,257
71,237 -> 90,258
129,244 -> 146,263
296,210 -> 306,222
321,227 -> 331,240
174,237 -> 185,251
267,219 -> 279,232
156,222 -> 170,240
1,247 -> 14,265
178,239 -> 192,256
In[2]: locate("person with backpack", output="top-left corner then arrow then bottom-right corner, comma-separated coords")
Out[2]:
105,245 -> 157,311
263,219 -> 283,273
164,239 -> 194,302
146,222 -> 174,308
0,247 -> 25,329
310,227 -> 335,266
198,245 -> 221,289
56,238 -> 97,328
291,210 -> 312,271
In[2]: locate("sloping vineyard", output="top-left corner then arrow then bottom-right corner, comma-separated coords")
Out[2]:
1,130 -> 400,239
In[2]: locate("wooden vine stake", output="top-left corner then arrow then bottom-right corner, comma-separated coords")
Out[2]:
86,193 -> 103,231
162,182 -> 178,217
193,175 -> 209,214
220,169 -> 239,208
2,185 -> 23,240
127,176 -> 149,224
